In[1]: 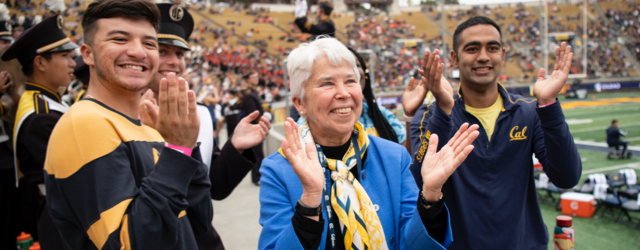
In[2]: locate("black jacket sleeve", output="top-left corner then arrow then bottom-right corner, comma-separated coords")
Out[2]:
292,210 -> 325,250
417,196 -> 447,244
532,101 -> 582,188
187,146 -> 216,236
209,139 -> 256,200
294,17 -> 336,37
19,112 -> 62,171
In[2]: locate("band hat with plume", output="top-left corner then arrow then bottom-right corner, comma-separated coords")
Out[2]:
45,0 -> 67,15
156,3 -> 194,51
0,3 -> 12,41
1,15 -> 78,65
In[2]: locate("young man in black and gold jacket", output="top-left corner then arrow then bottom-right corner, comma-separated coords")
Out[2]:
45,0 -> 212,248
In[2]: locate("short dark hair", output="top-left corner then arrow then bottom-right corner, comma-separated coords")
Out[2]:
243,71 -> 258,80
318,0 -> 333,16
452,16 -> 502,55
82,0 -> 161,47
612,120 -> 618,125
22,53 -> 51,76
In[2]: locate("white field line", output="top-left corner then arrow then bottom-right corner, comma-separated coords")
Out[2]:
569,122 -> 640,133
574,139 -> 640,151
567,113 -> 640,122
565,108 -> 640,118
581,162 -> 640,175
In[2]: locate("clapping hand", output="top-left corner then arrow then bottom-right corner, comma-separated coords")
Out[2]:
231,111 -> 271,153
418,49 -> 454,115
0,71 -> 12,95
421,123 -> 479,202
155,73 -> 200,149
402,76 -> 428,117
533,42 -> 573,105
140,89 -> 159,129
281,118 -> 325,214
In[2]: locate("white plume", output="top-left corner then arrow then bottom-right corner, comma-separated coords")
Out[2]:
0,4 -> 10,22
45,0 -> 66,14
32,15 -> 42,26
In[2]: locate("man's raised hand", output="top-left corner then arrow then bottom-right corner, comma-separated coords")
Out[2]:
533,42 -> 573,105
156,73 -> 200,149
140,89 -> 159,129
417,49 -> 454,114
231,111 -> 271,153
402,77 -> 429,117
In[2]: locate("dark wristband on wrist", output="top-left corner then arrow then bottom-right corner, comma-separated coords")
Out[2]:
420,190 -> 443,208
296,199 -> 322,217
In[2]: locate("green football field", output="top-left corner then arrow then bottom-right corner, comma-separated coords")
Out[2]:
538,91 -> 640,249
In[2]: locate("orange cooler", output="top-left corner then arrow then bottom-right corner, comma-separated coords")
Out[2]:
560,192 -> 596,218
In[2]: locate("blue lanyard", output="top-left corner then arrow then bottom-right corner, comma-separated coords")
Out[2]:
317,131 -> 363,250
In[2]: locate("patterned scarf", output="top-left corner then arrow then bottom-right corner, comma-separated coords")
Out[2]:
283,122 -> 389,250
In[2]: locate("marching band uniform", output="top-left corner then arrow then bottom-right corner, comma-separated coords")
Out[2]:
1,15 -> 77,248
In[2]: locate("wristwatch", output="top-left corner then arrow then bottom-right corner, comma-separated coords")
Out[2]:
296,199 -> 322,216
420,190 -> 443,208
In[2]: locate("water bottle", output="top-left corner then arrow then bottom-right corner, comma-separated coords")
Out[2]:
16,232 -> 34,250
553,215 -> 574,250
28,242 -> 40,250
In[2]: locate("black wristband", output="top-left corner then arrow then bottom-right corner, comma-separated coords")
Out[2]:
420,190 -> 443,208
296,199 -> 322,217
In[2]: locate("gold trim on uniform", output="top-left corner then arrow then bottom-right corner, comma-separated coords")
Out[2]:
158,33 -> 188,46
36,37 -> 71,54
0,31 -> 10,36
25,82 -> 61,102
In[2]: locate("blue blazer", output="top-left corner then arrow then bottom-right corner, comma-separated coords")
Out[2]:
258,136 -> 453,250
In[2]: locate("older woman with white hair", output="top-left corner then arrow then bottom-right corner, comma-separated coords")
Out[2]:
258,37 -> 479,250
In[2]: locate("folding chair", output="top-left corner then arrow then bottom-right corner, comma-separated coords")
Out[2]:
620,169 -> 640,191
616,189 -> 640,229
607,172 -> 627,190
597,187 -> 628,221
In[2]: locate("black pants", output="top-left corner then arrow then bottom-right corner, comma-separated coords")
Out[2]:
610,141 -> 629,156
251,142 -> 264,184
0,168 -> 18,250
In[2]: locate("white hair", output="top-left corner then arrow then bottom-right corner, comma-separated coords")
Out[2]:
286,36 -> 359,101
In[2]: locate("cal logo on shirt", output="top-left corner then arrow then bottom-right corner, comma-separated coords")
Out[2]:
510,125 -> 528,141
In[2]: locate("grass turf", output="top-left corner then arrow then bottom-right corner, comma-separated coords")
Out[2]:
540,149 -> 640,249
538,93 -> 640,249
564,102 -> 640,146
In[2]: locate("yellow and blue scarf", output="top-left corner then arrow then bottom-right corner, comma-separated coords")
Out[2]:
280,122 -> 389,250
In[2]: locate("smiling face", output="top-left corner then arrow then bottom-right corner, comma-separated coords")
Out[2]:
39,50 -> 76,88
82,17 -> 159,92
148,43 -> 186,94
293,55 -> 362,146
452,24 -> 505,89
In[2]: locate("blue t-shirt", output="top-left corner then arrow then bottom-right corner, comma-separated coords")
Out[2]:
296,101 -> 406,143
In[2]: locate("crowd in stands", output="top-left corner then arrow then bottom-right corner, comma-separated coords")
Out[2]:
7,0 -> 640,100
